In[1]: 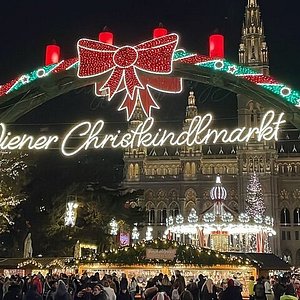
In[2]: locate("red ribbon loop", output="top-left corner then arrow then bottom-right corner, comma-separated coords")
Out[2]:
77,34 -> 180,119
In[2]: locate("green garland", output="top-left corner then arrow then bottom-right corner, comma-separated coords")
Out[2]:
76,239 -> 257,267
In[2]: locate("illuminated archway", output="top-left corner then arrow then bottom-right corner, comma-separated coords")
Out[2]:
0,45 -> 299,127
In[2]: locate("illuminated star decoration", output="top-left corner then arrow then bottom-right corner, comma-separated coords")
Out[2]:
77,34 -> 182,120
20,75 -> 30,84
227,65 -> 237,74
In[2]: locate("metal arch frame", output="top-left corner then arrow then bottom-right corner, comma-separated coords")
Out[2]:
0,62 -> 300,128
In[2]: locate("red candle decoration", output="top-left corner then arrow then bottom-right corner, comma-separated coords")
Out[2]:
209,34 -> 224,58
153,27 -> 168,38
99,31 -> 114,45
45,44 -> 61,65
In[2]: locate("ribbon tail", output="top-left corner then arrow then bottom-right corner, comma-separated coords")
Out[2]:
139,87 -> 160,117
124,66 -> 143,99
101,68 -> 124,100
118,90 -> 139,121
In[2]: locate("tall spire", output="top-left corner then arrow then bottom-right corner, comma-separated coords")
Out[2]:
239,0 -> 269,74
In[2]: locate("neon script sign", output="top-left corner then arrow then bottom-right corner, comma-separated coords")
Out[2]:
0,111 -> 285,156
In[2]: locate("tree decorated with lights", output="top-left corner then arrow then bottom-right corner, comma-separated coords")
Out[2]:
0,151 -> 27,233
245,173 -> 266,218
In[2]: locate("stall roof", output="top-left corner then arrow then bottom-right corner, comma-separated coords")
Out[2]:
226,253 -> 291,270
0,257 -> 71,269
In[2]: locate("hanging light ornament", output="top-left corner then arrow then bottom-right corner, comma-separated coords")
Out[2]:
203,212 -> 215,223
264,216 -> 272,226
238,213 -> 250,223
175,214 -> 184,224
64,201 -> 78,227
145,226 -> 153,241
221,212 -> 233,223
167,216 -> 174,226
188,208 -> 198,223
132,224 -> 140,241
109,218 -> 118,235
254,215 -> 264,224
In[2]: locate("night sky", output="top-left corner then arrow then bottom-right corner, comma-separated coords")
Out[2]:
0,0 -> 299,186
0,0 -> 299,123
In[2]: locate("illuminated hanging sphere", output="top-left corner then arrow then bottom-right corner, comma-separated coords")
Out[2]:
210,175 -> 227,201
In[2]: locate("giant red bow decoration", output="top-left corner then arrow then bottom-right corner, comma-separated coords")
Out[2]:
77,34 -> 182,119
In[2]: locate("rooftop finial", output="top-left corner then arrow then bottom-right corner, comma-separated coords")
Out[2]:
248,0 -> 258,7
188,90 -> 195,106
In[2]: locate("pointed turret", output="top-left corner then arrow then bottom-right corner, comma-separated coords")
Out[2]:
239,0 -> 269,74
184,90 -> 198,127
181,90 -> 201,179
248,0 -> 257,7
123,99 -> 146,182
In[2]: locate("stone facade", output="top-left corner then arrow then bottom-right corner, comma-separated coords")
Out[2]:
123,0 -> 300,266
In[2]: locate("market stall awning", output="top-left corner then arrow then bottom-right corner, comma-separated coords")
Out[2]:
0,257 -> 72,269
226,253 -> 290,270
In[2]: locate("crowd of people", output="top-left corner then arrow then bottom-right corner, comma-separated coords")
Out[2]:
0,271 -> 300,300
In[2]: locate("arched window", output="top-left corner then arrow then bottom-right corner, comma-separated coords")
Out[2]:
294,208 -> 300,225
191,162 -> 196,176
185,162 -> 191,175
134,163 -> 139,177
169,202 -> 180,218
129,164 -> 134,178
162,208 -> 167,224
280,208 -> 291,225
146,202 -> 155,224
157,202 -> 167,225
149,209 -> 155,224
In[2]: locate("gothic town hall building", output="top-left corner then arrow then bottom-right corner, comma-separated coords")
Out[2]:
123,0 -> 300,266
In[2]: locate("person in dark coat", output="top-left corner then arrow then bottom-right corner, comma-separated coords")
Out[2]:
25,284 -> 42,300
161,275 -> 172,297
187,281 -> 199,300
180,290 -> 193,300
253,278 -> 266,300
273,277 -> 285,300
119,274 -> 129,300
173,271 -> 185,295
201,279 -> 217,300
91,285 -> 108,300
120,274 -> 128,292
3,284 -> 21,300
219,279 -> 242,300
53,280 -> 71,300
197,275 -> 205,300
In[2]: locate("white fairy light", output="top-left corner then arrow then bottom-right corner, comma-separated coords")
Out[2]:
188,208 -> 198,223
64,201 -> 78,227
109,218 -> 118,236
175,214 -> 184,224
145,226 -> 153,241
132,224 -> 140,241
